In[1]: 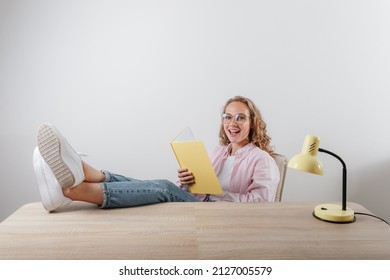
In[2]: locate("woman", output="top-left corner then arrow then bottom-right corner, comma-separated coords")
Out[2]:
33,96 -> 280,212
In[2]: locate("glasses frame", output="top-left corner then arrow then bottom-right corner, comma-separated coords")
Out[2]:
221,113 -> 250,125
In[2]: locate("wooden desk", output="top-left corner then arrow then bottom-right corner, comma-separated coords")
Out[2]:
0,202 -> 389,259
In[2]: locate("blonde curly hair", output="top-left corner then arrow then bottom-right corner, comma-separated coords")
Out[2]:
218,96 -> 273,155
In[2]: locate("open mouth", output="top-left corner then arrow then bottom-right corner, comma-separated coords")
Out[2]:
228,128 -> 240,137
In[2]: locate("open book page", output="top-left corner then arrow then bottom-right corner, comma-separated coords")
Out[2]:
170,127 -> 223,195
172,126 -> 195,142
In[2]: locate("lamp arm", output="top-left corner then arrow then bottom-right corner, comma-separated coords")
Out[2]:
318,148 -> 347,211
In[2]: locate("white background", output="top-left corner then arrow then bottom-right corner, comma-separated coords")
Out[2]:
0,260 -> 389,278
1,0 -> 389,224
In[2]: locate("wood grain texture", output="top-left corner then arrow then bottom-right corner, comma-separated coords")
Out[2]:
0,202 -> 389,259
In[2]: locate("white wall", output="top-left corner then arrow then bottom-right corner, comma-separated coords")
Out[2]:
1,0 -> 389,223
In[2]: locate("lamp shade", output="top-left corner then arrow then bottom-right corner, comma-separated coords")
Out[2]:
288,135 -> 324,175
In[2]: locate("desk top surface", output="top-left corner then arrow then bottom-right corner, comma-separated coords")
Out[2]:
0,201 -> 389,260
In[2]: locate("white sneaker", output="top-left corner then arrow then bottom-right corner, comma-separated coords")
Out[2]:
33,147 -> 72,212
37,123 -> 84,188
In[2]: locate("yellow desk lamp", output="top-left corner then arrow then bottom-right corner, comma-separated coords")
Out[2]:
288,135 -> 355,223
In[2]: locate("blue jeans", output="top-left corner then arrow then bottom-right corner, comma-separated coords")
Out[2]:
99,171 -> 201,208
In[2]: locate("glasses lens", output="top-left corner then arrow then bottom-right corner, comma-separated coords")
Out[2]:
222,113 -> 232,124
234,114 -> 247,124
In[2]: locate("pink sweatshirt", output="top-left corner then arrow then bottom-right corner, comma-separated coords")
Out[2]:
205,143 -> 280,202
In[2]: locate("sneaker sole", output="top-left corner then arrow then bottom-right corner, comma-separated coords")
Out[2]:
37,124 -> 75,188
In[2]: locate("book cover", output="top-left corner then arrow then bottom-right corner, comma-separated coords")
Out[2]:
170,127 -> 223,195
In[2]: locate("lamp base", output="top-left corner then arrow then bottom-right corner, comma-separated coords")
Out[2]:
313,204 -> 356,223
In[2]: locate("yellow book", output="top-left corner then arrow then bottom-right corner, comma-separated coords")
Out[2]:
170,127 -> 223,195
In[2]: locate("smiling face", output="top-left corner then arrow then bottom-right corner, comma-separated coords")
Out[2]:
219,96 -> 273,155
223,101 -> 252,154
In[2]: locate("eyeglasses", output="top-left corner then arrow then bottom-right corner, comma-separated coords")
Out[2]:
221,113 -> 249,125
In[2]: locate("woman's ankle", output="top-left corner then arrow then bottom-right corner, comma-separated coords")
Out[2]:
62,182 -> 104,205
62,187 -> 74,200
82,162 -> 106,183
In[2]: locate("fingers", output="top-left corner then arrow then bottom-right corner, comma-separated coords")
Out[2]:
178,167 -> 195,185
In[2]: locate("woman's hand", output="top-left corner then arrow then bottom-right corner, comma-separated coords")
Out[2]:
178,167 -> 195,185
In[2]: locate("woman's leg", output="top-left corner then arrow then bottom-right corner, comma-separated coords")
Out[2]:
60,161 -> 105,205
63,168 -> 201,208
63,182 -> 104,205
99,178 -> 201,208
35,123 -> 197,212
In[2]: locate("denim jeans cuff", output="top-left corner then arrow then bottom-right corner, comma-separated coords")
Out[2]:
99,182 -> 109,208
101,170 -> 112,182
